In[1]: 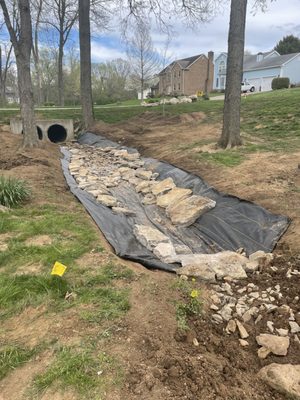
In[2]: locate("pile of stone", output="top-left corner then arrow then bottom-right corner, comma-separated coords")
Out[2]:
68,145 -> 216,227
206,254 -> 300,360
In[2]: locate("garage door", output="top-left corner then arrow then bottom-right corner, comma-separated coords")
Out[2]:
247,78 -> 261,92
247,76 -> 277,92
261,76 -> 276,91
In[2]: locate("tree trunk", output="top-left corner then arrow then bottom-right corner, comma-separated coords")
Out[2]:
10,0 -> 38,148
79,0 -> 94,129
218,0 -> 247,148
17,55 -> 37,147
58,30 -> 64,106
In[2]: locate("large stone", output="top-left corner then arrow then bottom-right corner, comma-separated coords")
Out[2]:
156,187 -> 192,208
112,207 -> 136,216
135,169 -> 152,180
96,195 -> 118,208
258,363 -> 300,400
0,205 -> 9,213
176,262 -> 216,282
166,195 -> 216,226
133,225 -> 170,251
249,250 -> 274,267
178,251 -> 248,280
151,178 -> 176,196
153,242 -> 177,263
256,334 -> 290,356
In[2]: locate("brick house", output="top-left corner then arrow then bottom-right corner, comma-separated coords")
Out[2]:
158,52 -> 214,96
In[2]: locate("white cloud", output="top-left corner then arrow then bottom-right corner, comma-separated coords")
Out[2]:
91,41 -> 126,62
90,0 -> 300,63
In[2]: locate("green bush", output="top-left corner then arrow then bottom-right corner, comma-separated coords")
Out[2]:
272,77 -> 290,90
0,176 -> 31,208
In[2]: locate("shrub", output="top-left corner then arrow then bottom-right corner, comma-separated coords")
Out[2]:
272,77 -> 290,90
0,176 -> 31,208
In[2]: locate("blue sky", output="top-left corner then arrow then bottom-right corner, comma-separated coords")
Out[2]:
89,0 -> 300,62
1,0 -> 300,64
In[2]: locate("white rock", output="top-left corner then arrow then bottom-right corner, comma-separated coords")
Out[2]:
135,169 -> 152,180
218,304 -> 233,321
225,319 -> 237,334
156,187 -> 192,208
133,225 -> 170,251
256,334 -> 290,356
258,363 -> 300,400
289,321 -> 300,333
178,251 -> 248,280
239,339 -> 249,347
249,250 -> 274,267
151,178 -> 175,196
153,242 -> 177,263
276,328 -> 289,337
267,321 -> 274,333
167,195 -> 216,226
236,320 -> 249,339
96,195 -> 118,207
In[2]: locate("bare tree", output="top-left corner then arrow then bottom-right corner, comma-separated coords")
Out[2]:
79,0 -> 93,128
0,41 -> 13,104
126,23 -> 159,101
42,0 -> 78,106
31,0 -> 44,105
0,0 -> 38,148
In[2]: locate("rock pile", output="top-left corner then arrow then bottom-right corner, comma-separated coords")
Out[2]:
68,145 -> 216,228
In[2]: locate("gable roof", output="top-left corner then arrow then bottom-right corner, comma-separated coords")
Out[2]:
159,54 -> 204,75
243,52 -> 300,71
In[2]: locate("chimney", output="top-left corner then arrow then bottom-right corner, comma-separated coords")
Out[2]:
205,51 -> 214,95
208,51 -> 214,63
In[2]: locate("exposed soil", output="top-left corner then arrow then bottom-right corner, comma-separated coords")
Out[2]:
1,116 -> 299,400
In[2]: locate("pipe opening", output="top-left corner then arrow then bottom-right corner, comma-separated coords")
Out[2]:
37,126 -> 43,140
21,126 -> 43,140
47,124 -> 67,143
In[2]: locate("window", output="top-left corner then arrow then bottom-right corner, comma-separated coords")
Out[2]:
178,83 -> 180,90
219,61 -> 226,74
174,72 -> 176,78
178,71 -> 181,77
216,78 -> 219,88
174,84 -> 176,90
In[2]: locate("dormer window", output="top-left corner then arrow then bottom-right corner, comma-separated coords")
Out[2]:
257,52 -> 263,62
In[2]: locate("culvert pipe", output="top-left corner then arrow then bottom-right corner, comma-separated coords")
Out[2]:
47,124 -> 67,143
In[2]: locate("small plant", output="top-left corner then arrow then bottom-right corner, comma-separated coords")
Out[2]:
0,176 -> 31,208
174,279 -> 202,331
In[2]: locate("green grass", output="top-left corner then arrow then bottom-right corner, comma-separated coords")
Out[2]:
0,274 -> 69,318
0,260 -> 133,320
33,346 -> 123,398
0,176 -> 31,208
77,263 -> 133,323
0,345 -> 37,380
0,205 -> 98,271
196,151 -> 243,167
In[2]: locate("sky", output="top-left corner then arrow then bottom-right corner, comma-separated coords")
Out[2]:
90,0 -> 300,63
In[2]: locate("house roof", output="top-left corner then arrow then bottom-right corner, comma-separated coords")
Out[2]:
244,52 -> 300,71
159,54 -> 204,74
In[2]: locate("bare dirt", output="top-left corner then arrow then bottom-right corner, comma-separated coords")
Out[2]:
1,117 -> 299,400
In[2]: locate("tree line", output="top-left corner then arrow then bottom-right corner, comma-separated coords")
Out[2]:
0,0 -> 270,148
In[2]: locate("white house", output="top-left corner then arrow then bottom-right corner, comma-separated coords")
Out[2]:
214,50 -> 300,92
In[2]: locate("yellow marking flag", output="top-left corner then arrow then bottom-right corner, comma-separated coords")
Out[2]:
51,261 -> 67,277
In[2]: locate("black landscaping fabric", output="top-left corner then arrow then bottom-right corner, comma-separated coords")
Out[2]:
60,132 -> 290,272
